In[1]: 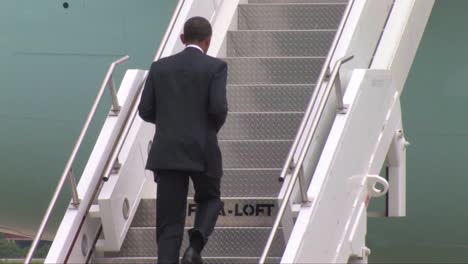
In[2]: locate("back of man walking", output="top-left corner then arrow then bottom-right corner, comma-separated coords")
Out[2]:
138,17 -> 228,264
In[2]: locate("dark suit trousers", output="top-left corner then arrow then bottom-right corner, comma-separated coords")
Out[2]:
155,170 -> 222,264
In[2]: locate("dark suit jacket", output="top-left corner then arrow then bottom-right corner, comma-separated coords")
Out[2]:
138,47 -> 228,178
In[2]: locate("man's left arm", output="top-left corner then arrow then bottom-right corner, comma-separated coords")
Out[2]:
138,70 -> 156,124
208,62 -> 228,132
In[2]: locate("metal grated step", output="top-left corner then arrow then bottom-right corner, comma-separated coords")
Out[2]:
131,198 -> 279,228
93,256 -> 280,264
226,57 -> 324,85
103,227 -> 285,258
227,84 -> 313,112
220,140 -> 291,169
220,169 -> 282,197
149,169 -> 284,198
238,4 -> 346,30
227,30 -> 335,57
219,113 -> 303,140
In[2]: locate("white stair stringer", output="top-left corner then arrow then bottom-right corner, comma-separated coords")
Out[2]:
283,70 -> 394,263
368,0 -> 435,217
281,0 -> 434,263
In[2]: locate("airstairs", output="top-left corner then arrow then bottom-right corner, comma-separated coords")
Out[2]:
25,0 -> 435,263
97,1 -> 346,263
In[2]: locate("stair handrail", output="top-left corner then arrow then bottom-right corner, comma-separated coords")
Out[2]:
25,0 -> 186,262
25,55 -> 129,264
259,0 -> 356,262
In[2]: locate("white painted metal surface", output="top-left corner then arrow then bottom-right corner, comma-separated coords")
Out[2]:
331,0 -> 394,86
281,0 -> 434,262
282,70 -> 393,263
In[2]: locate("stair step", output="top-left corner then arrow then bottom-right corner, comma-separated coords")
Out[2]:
93,257 -> 280,264
220,113 -> 303,140
220,169 -> 283,197
103,227 -> 285,258
227,30 -> 335,57
132,198 -> 279,228
220,140 -> 291,169
151,169 -> 283,198
226,57 -> 324,85
227,84 -> 312,112
238,4 -> 346,30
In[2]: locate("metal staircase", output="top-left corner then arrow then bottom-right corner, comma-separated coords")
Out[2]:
92,0 -> 348,263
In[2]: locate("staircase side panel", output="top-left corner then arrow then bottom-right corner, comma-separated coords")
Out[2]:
283,69 -> 393,263
283,0 -> 435,261
295,0 -> 393,191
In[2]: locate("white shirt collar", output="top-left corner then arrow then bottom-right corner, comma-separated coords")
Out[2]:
186,44 -> 204,53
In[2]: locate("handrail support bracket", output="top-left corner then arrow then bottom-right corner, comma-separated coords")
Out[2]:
108,75 -> 121,116
111,158 -> 122,175
298,167 -> 312,206
69,168 -> 80,208
334,69 -> 349,114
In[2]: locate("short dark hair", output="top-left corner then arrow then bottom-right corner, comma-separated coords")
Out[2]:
183,17 -> 212,42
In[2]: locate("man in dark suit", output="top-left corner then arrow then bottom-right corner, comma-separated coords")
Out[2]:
138,16 -> 228,264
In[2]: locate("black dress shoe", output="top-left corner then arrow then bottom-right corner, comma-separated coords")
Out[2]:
181,247 -> 203,264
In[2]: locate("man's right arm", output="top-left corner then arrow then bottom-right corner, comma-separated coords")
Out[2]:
208,62 -> 228,132
138,66 -> 156,124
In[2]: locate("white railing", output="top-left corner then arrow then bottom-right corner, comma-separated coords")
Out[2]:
281,0 -> 434,262
25,55 -> 129,264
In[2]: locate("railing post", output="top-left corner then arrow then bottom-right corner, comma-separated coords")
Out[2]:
298,167 -> 312,206
108,75 -> 121,116
324,65 -> 332,81
111,158 -> 122,174
334,71 -> 348,114
69,168 -> 80,207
